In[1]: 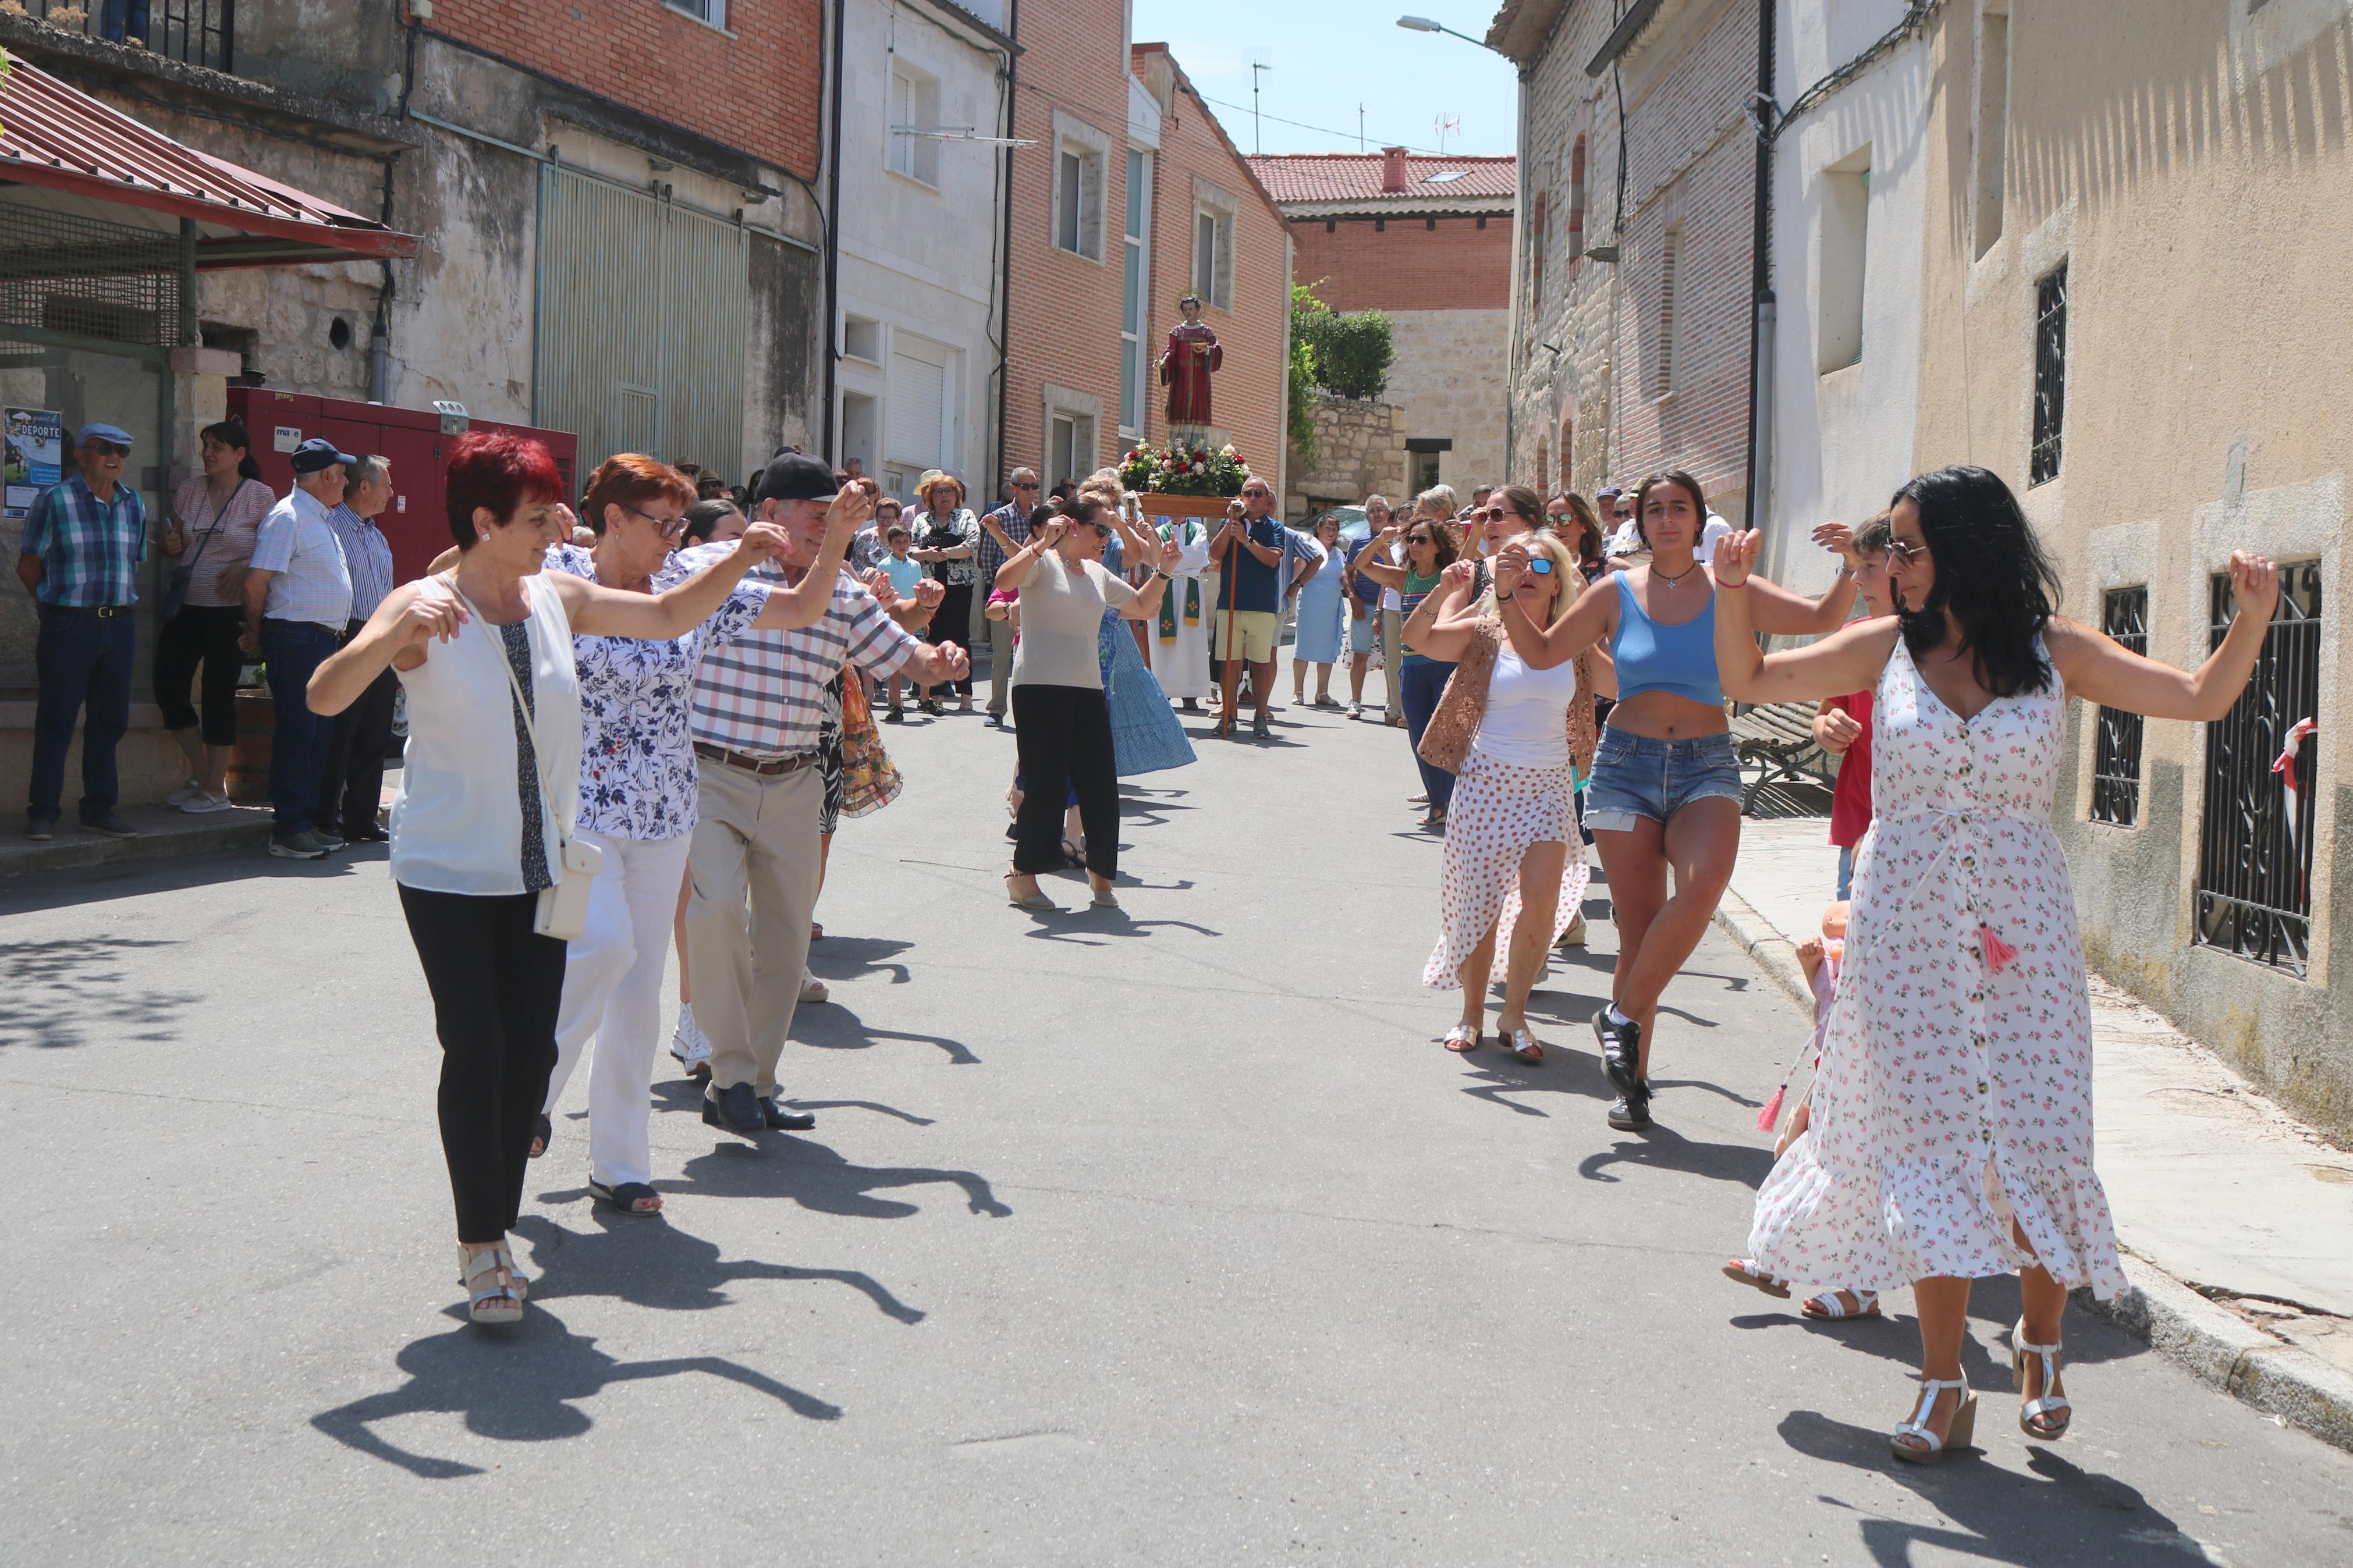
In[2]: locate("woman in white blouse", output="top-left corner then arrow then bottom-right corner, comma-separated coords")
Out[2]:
154,419 -> 271,812
996,497 -> 1180,912
526,454 -> 865,1215
906,472 -> 979,713
307,432 -> 794,1327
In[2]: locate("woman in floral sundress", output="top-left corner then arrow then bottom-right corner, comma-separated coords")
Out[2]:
1712,465 -> 2280,1464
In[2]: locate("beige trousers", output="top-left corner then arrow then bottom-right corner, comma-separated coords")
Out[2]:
1381,607 -> 1406,721
685,756 -> 821,1096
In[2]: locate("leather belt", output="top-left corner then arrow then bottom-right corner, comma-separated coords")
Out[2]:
693,741 -> 815,776
43,603 -> 134,617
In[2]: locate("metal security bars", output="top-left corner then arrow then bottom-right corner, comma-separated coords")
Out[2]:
533,161 -> 748,486
0,201 -> 185,351
2194,561 -> 2322,974
2091,586 -> 2148,825
2030,263 -> 2066,486
20,1 -> 235,72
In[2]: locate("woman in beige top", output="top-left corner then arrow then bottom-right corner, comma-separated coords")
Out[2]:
996,497 -> 1180,912
154,419 -> 272,810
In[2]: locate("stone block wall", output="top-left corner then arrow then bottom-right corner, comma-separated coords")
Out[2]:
1386,307 -> 1509,496
1286,396 -> 1406,521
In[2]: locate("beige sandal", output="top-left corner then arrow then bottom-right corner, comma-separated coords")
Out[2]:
459,1243 -> 525,1325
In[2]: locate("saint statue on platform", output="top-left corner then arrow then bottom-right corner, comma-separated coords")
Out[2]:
1159,293 -> 1222,430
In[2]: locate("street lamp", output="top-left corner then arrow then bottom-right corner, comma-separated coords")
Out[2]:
1396,15 -> 1491,49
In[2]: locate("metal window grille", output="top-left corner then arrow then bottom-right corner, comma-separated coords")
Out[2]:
2029,262 -> 2066,485
22,1 -> 234,72
0,201 -> 184,350
2194,561 -> 2322,975
2090,586 -> 2148,824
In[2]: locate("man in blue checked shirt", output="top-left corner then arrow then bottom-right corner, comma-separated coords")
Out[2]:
16,422 -> 148,841
314,454 -> 399,846
242,437 -> 354,859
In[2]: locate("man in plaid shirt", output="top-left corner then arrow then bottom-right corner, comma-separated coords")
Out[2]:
675,453 -> 970,1139
15,422 -> 148,841
974,465 -> 1037,727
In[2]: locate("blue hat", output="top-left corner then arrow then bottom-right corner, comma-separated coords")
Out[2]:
290,436 -> 357,474
77,422 -> 133,449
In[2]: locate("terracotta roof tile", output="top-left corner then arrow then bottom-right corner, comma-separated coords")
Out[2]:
1244,152 -> 1517,205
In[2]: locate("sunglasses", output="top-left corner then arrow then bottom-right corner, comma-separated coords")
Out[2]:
1406,532 -> 1435,546
87,440 -> 129,458
1524,556 -> 1555,575
1012,482 -> 1040,492
1887,538 -> 1929,566
624,504 -> 687,538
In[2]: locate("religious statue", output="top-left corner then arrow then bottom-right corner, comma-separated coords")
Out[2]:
1158,292 -> 1222,429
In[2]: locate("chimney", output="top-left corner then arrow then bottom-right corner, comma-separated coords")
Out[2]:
1380,145 -> 1409,193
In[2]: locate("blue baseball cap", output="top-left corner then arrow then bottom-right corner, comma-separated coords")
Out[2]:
77,422 -> 133,449
290,436 -> 357,474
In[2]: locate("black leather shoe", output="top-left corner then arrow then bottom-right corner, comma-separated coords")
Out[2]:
1592,1008 -> 1644,1095
761,1095 -> 817,1131
347,824 -> 390,843
1606,1091 -> 1653,1131
703,1082 -> 764,1139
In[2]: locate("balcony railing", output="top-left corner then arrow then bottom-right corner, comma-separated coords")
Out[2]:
12,2 -> 233,75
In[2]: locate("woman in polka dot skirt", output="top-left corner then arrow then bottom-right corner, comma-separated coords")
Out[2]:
1713,465 -> 2279,1464
1409,531 -> 1602,1062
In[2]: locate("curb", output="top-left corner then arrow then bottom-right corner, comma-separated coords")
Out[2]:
0,815 -> 274,879
1713,884 -> 2353,1456
2075,1256 -> 2353,1455
1709,886 -> 1813,1012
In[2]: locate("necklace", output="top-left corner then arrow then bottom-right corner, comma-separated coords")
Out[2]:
1653,560 -> 1702,586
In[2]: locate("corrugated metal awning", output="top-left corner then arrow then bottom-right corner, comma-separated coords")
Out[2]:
0,52 -> 420,267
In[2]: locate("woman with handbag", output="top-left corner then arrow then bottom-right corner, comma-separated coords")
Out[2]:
1407,532 -> 1602,1062
154,420 -> 269,812
907,472 -> 979,713
307,433 -> 793,1324
521,454 -> 868,1212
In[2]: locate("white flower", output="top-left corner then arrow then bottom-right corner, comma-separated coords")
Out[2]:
1220,444 -> 1237,456
1192,461 -> 1206,474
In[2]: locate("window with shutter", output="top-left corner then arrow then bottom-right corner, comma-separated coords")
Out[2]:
890,340 -> 951,472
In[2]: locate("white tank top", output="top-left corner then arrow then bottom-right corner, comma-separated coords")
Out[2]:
1470,642 -> 1579,769
390,573 -> 582,896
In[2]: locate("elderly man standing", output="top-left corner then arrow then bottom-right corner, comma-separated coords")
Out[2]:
315,454 -> 398,845
242,437 -> 353,859
676,453 -> 970,1139
974,465 -> 1038,727
16,422 -> 148,841
1208,476 -> 1287,740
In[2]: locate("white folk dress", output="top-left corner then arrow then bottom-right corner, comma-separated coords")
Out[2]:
1748,636 -> 2127,1299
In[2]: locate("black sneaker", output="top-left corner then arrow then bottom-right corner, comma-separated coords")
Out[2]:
1607,1090 -> 1653,1132
79,811 -> 137,839
1252,715 -> 1272,739
311,827 -> 346,851
269,829 -> 331,860
760,1095 -> 817,1132
25,815 -> 56,842
883,706 -> 904,723
1592,1007 -> 1644,1095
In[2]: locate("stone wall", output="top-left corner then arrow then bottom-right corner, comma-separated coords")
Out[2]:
1285,396 -> 1406,522
1386,307 -> 1509,496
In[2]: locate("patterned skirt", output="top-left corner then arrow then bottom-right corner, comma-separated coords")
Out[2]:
1421,753 -> 1589,990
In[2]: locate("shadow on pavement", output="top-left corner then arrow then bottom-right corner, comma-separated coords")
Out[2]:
0,842 -> 388,916
0,936 -> 183,1051
310,1305 -> 839,1480
1577,1120 -> 1775,1188
1730,1272 -> 2148,1373
1455,1040 -> 1616,1117
807,934 -> 912,986
510,1211 -> 925,1322
1776,1407 -> 2202,1566
672,1133 -> 1012,1218
792,1000 -> 978,1064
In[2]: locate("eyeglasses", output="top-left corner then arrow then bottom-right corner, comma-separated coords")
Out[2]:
1012,481 -> 1040,492
624,504 -> 687,538
87,440 -> 129,458
1887,538 -> 1929,566
1477,507 -> 1511,521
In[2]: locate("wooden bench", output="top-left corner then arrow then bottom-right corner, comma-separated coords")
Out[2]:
1728,700 -> 1836,815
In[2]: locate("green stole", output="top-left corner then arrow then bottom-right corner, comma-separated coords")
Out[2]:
1156,520 -> 1203,641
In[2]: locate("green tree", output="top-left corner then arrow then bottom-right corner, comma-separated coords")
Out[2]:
1293,283 -> 1394,403
1287,284 -> 1323,467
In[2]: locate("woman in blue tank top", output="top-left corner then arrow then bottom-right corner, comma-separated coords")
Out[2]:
1490,469 -> 1865,1132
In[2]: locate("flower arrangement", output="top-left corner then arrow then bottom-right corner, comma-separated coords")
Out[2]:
1120,439 -> 1252,498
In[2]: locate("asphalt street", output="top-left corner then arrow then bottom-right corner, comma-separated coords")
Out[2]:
3,691 -> 2349,1566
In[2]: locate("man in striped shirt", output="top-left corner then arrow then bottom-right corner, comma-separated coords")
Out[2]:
315,454 -> 399,845
675,453 -> 970,1139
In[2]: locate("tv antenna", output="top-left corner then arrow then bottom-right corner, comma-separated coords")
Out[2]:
1434,113 -> 1461,154
1252,62 -> 1272,154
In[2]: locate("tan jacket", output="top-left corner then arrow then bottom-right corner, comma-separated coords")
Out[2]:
1416,620 -> 1599,777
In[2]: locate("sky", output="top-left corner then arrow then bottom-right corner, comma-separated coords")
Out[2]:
1129,0 -> 1519,161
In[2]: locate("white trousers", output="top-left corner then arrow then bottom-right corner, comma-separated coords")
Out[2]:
545,828 -> 694,1190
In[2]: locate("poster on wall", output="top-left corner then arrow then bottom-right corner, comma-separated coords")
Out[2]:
4,407 -> 64,521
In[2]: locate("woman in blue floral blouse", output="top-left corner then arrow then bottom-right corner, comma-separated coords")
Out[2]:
528,454 -> 869,1214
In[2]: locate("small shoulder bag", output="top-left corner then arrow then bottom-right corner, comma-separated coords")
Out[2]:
161,479 -> 253,621
444,574 -> 602,940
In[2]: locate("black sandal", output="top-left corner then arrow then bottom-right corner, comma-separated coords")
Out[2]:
1062,835 -> 1085,869
590,1179 -> 663,1215
528,1113 -> 552,1159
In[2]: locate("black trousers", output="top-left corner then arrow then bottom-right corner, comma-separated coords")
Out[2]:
1011,684 -> 1119,879
924,582 -> 974,696
398,885 -> 566,1244
152,603 -> 244,745
318,620 -> 397,834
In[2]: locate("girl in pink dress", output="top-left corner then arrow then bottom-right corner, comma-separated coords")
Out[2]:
1711,465 -> 2280,1463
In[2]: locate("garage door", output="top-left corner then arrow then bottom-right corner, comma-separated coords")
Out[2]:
534,161 -> 748,488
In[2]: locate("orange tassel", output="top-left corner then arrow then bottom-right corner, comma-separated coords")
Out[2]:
1981,925 -> 2017,975
1756,1083 -> 1786,1133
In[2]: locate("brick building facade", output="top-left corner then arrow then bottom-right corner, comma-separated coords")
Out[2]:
1251,149 -> 1513,504
1490,0 -> 1757,517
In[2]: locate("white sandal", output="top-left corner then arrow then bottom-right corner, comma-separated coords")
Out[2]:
1802,1289 -> 1881,1320
459,1243 -> 525,1325
2013,1320 -> 2072,1439
1891,1378 -> 1977,1464
1719,1257 -> 1791,1299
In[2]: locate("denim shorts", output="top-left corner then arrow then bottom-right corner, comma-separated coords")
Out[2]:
1583,728 -> 1745,832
